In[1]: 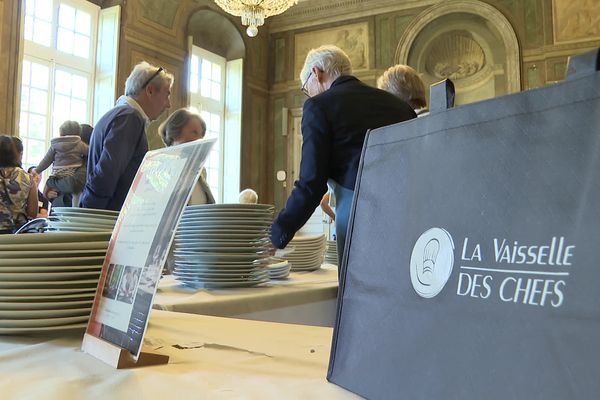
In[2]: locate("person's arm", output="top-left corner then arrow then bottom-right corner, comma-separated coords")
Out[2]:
35,146 -> 55,174
320,193 -> 335,221
25,179 -> 38,219
82,114 -> 145,209
270,99 -> 331,248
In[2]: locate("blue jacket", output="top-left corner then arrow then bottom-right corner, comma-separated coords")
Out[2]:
270,75 -> 416,248
80,105 -> 147,211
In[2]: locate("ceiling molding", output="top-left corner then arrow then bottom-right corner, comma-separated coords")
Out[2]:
267,0 -> 440,33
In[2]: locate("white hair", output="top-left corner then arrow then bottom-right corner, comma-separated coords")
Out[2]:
239,188 -> 258,204
125,61 -> 174,97
299,45 -> 352,85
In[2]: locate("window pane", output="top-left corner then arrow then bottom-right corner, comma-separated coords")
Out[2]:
191,55 -> 199,75
25,0 -> 35,15
71,98 -> 87,120
71,75 -> 88,99
75,11 -> 91,35
73,34 -> 89,58
19,113 -> 29,137
201,59 -> 211,80
55,70 -> 71,95
28,114 -> 47,140
30,63 -> 49,89
53,94 -> 71,124
59,4 -> 75,30
36,0 -> 53,20
29,88 -> 47,114
25,138 -> 46,166
20,88 -> 30,112
21,61 -> 31,86
211,82 -> 220,101
211,114 -> 220,132
200,80 -> 210,98
212,64 -> 221,83
33,20 -> 52,47
190,74 -> 198,94
57,28 -> 74,54
24,16 -> 34,41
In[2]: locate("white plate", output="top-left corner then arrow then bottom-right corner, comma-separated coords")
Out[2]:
174,265 -> 265,273
174,252 -> 266,262
185,203 -> 274,211
46,227 -> 113,233
0,241 -> 108,251
180,216 -> 272,223
0,288 -> 97,296
0,279 -> 99,289
0,232 -> 111,245
0,315 -> 89,328
0,264 -> 102,274
175,233 -> 268,240
0,249 -> 107,258
0,256 -> 105,267
173,270 -> 266,279
0,323 -> 87,334
0,293 -> 96,302
0,271 -> 100,281
173,245 -> 268,253
50,207 -> 119,216
0,307 -> 91,319
0,299 -> 93,310
176,226 -> 269,234
50,215 -> 116,225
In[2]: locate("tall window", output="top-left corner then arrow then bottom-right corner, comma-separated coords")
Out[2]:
19,0 -> 99,169
189,47 -> 226,201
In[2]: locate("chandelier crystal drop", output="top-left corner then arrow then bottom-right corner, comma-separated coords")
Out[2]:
214,0 -> 299,37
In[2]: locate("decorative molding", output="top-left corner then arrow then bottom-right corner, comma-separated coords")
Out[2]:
124,30 -> 187,61
395,0 -> 521,93
552,0 -> 600,44
268,0 -> 440,33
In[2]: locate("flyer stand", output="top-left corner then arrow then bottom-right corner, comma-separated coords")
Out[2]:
82,138 -> 215,369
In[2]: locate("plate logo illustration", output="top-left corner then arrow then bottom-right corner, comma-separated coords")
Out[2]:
410,227 -> 455,298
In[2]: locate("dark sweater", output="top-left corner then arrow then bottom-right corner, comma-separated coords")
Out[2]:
80,105 -> 147,211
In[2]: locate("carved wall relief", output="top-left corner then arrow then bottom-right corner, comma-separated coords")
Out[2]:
294,22 -> 369,78
425,32 -> 486,80
553,0 -> 600,44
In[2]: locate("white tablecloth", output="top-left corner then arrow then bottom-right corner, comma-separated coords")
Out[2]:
154,265 -> 338,327
0,310 -> 357,399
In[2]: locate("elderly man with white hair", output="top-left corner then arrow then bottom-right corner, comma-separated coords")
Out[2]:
80,62 -> 173,211
270,45 -> 416,270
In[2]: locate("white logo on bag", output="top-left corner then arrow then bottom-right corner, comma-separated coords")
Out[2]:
410,227 -> 455,298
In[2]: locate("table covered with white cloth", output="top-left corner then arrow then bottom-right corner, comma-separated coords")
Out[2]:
0,310 -> 356,399
154,265 -> 338,327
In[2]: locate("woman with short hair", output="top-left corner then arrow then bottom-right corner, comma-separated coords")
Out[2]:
0,135 -> 38,233
158,108 -> 215,205
377,64 -> 428,115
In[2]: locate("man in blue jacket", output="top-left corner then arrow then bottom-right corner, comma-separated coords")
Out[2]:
270,45 -> 416,268
80,62 -> 173,211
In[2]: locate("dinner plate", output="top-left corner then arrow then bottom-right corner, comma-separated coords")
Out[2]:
0,292 -> 96,302
0,265 -> 102,273
0,241 -> 109,251
175,233 -> 269,240
173,245 -> 267,253
176,226 -> 269,233
0,232 -> 111,244
0,299 -> 94,310
0,256 -> 106,267
46,226 -> 114,233
174,265 -> 265,273
0,315 -> 89,328
0,288 -> 97,296
0,307 -> 91,319
49,215 -> 116,225
0,271 -> 100,281
50,207 -> 119,216
173,270 -> 266,279
0,279 -> 99,289
0,323 -> 87,334
179,277 -> 270,289
0,249 -> 107,258
184,203 -> 274,211
174,252 -> 267,262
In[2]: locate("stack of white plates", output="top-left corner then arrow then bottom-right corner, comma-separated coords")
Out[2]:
48,207 -> 118,233
172,204 -> 274,288
324,240 -> 339,265
0,232 -> 110,334
284,234 -> 327,272
266,257 -> 291,280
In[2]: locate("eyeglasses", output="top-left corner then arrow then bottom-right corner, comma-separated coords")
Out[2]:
301,71 -> 312,97
142,67 -> 163,89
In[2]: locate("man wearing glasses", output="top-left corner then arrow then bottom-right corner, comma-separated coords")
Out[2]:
81,62 -> 173,211
270,45 -> 416,271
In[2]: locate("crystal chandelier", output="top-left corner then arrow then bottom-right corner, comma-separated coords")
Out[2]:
214,0 -> 299,37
